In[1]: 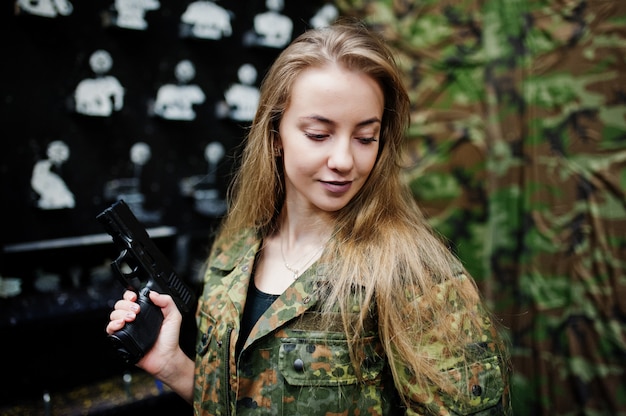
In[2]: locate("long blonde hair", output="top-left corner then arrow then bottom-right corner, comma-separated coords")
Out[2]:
219,20 -> 498,404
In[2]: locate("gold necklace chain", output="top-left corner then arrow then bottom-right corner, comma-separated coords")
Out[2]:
280,234 -> 325,280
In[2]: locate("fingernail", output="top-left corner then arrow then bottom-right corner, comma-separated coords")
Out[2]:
130,304 -> 139,312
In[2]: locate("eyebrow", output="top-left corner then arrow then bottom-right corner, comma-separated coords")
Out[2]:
301,115 -> 382,127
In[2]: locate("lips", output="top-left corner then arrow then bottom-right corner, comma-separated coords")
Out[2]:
320,180 -> 352,193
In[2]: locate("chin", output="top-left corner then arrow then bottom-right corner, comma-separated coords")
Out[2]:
314,200 -> 351,213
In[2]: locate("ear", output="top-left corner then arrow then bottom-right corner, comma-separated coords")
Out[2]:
272,130 -> 283,156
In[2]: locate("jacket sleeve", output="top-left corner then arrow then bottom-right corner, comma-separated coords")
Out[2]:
393,275 -> 512,415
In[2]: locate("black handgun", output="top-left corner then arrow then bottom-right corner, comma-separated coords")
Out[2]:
97,200 -> 196,364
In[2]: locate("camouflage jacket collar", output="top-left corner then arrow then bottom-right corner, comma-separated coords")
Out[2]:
208,228 -> 327,351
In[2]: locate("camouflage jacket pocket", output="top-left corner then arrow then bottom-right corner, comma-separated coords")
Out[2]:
440,353 -> 505,415
277,334 -> 387,414
278,334 -> 384,386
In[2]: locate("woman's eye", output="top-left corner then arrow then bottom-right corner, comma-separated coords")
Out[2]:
305,132 -> 328,140
357,137 -> 378,144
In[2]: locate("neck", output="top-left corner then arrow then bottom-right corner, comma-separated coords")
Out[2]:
278,209 -> 333,251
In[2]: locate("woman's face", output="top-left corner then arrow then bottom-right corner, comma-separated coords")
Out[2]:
278,63 -> 383,214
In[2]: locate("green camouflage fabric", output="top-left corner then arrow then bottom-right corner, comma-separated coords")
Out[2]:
335,0 -> 626,414
193,228 -> 510,415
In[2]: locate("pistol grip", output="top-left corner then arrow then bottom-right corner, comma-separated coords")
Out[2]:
108,287 -> 164,364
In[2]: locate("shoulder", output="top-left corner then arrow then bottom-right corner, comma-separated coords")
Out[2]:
208,228 -> 260,269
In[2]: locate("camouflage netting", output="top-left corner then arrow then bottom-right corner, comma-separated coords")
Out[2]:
335,0 -> 626,414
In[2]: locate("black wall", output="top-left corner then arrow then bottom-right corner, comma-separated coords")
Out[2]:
1,0 -> 331,412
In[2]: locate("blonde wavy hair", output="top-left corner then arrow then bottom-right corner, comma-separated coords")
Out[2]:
218,19 -> 499,404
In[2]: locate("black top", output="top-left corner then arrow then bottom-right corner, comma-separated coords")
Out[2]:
236,278 -> 279,357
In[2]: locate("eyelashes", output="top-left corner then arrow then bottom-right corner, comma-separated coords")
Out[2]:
358,137 -> 378,144
304,132 -> 328,140
304,132 -> 378,144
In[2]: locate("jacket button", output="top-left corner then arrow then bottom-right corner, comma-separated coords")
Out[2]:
293,358 -> 305,372
471,384 -> 482,396
242,265 -> 249,272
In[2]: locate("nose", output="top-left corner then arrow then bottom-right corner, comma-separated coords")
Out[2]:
327,137 -> 354,172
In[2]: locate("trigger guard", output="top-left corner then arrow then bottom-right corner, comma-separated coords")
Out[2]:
111,250 -> 142,290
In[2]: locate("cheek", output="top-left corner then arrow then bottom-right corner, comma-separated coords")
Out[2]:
357,147 -> 380,176
283,140 -> 323,169
283,151 -> 314,180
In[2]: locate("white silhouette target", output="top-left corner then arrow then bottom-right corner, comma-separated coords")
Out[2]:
31,140 -> 75,210
152,60 -> 206,120
111,0 -> 160,30
216,63 -> 260,122
180,1 -> 233,40
74,50 -> 125,117
16,0 -> 73,18
243,0 -> 292,49
179,141 -> 227,216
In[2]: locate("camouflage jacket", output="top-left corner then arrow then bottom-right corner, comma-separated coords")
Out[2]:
193,229 -> 511,415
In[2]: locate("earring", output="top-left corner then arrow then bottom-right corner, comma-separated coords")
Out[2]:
274,146 -> 282,157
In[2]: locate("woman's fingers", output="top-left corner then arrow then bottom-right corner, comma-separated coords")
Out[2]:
123,289 -> 138,302
106,290 -> 141,335
105,318 -> 126,334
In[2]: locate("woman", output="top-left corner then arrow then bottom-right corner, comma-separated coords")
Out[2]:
107,20 -> 511,415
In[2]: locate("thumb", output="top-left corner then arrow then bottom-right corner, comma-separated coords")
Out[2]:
148,291 -> 177,314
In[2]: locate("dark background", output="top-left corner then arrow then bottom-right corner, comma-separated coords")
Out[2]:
1,1 -> 328,413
